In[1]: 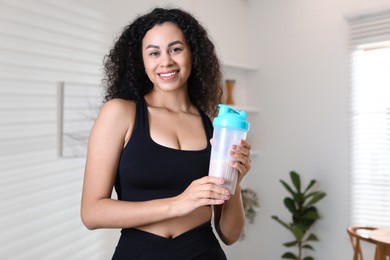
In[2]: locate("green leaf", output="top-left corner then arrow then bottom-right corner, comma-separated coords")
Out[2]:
295,223 -> 310,233
281,180 -> 296,197
303,257 -> 314,260
272,216 -> 305,240
282,252 -> 298,259
305,233 -> 319,242
289,224 -> 304,240
302,244 -> 314,250
305,192 -> 326,207
302,209 -> 319,220
303,191 -> 319,201
284,197 -> 297,214
271,216 -> 290,230
303,180 -> 316,194
290,171 -> 301,193
283,240 -> 298,247
295,193 -> 304,207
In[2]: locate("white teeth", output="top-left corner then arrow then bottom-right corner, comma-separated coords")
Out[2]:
160,71 -> 177,77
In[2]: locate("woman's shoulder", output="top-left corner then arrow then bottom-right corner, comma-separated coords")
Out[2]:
98,98 -> 137,123
101,98 -> 136,113
104,98 -> 136,107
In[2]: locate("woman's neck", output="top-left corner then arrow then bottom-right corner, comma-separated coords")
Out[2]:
144,89 -> 194,113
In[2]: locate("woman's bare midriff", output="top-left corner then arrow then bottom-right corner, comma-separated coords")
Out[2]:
135,206 -> 212,238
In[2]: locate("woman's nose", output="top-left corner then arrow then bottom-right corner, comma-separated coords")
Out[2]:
160,52 -> 173,67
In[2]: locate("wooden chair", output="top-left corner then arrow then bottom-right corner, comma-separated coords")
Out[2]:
347,226 -> 378,260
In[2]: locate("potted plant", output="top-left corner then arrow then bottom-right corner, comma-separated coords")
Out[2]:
242,188 -> 260,224
240,187 -> 260,239
271,171 -> 326,260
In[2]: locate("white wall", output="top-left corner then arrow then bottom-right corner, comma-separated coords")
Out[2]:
0,1 -> 117,259
94,0 -> 252,65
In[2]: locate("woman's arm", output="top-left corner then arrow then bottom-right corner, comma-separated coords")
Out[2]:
81,98 -> 173,229
213,140 -> 252,245
81,99 -> 228,230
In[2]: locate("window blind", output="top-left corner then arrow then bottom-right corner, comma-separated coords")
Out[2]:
347,9 -> 390,227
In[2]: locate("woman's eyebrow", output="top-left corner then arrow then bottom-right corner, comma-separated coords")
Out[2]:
145,44 -> 159,49
168,40 -> 184,47
145,40 -> 184,50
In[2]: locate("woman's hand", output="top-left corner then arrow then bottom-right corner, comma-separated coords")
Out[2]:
213,140 -> 251,245
173,176 -> 230,217
230,139 -> 252,185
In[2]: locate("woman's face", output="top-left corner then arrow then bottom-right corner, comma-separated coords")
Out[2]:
142,22 -> 192,93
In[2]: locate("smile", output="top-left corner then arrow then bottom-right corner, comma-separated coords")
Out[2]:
158,71 -> 178,78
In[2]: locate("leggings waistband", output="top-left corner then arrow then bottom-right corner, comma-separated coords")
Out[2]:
112,221 -> 226,260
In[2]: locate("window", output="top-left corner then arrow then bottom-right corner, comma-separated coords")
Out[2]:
347,10 -> 390,227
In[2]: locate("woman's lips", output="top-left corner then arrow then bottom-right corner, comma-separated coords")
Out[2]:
158,70 -> 178,79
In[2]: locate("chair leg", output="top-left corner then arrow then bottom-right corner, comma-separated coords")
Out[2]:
350,236 -> 363,260
374,243 -> 390,260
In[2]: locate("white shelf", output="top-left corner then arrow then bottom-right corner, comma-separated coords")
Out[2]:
221,62 -> 260,159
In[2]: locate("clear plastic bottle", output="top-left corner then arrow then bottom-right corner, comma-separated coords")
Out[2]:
208,105 -> 250,194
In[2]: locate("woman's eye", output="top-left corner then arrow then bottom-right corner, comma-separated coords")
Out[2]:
170,47 -> 182,53
150,51 -> 159,57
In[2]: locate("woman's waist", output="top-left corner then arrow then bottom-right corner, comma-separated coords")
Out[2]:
115,214 -> 223,260
126,206 -> 212,239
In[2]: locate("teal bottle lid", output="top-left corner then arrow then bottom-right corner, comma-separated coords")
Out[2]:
213,104 -> 250,132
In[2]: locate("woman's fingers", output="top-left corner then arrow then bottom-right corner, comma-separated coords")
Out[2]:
195,177 -> 230,198
196,176 -> 225,186
233,140 -> 251,156
230,140 -> 252,180
178,176 -> 230,211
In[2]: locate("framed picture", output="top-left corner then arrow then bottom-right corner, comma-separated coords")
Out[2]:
57,81 -> 102,158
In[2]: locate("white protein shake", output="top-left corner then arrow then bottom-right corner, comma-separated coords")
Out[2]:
208,105 -> 250,194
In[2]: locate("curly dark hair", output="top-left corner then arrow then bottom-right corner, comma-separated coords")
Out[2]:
103,7 -> 223,117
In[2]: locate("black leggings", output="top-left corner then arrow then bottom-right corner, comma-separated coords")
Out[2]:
112,222 -> 227,260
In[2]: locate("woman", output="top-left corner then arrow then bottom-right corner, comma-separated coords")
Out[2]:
81,7 -> 252,259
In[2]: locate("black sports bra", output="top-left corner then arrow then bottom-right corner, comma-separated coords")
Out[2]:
115,98 -> 213,202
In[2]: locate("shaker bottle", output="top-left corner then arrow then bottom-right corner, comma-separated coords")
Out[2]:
208,104 -> 250,195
